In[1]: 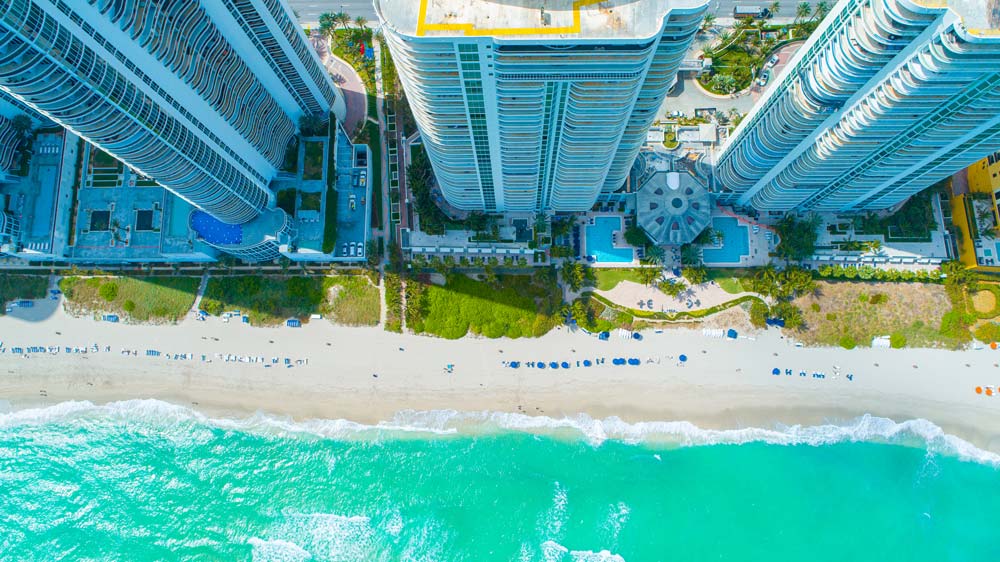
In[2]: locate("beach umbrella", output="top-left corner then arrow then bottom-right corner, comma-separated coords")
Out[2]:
561,362 -> 570,369
537,362 -> 546,369
772,368 -> 780,375
679,354 -> 688,363
549,361 -> 559,369
991,342 -> 998,350
627,358 -> 640,366
510,362 -> 520,369
727,329 -> 738,339
583,360 -> 592,367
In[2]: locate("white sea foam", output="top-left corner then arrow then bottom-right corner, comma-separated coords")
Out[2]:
3,400 -> 999,467
248,537 -> 312,562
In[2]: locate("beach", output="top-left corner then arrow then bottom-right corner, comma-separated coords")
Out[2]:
2,299 -> 1000,454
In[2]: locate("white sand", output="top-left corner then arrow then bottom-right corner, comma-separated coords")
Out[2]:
2,299 -> 1000,452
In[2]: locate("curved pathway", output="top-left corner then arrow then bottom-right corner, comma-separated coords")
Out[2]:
310,31 -> 367,138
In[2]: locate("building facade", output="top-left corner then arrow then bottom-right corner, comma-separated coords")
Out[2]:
0,0 -> 342,261
716,0 -> 1000,214
376,0 -> 706,213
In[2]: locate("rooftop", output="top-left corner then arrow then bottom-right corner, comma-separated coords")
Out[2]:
915,0 -> 1000,35
635,151 -> 711,246
376,0 -> 706,40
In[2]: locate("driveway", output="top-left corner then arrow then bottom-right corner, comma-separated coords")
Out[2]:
309,31 -> 367,138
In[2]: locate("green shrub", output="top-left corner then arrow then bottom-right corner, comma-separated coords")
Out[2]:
825,312 -> 837,321
839,335 -> 857,349
749,300 -> 769,328
974,322 -> 1000,344
98,282 -> 119,302
889,331 -> 906,349
939,310 -> 974,341
869,293 -> 887,305
810,302 -> 821,312
123,300 -> 136,313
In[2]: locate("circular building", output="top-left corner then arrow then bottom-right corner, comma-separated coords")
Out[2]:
635,152 -> 711,246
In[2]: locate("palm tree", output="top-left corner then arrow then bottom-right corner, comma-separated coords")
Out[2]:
318,12 -> 336,36
333,11 -> 351,31
768,1 -> 781,17
700,13 -> 716,33
354,15 -> 368,29
865,240 -> 884,255
814,1 -> 831,20
795,2 -> 812,22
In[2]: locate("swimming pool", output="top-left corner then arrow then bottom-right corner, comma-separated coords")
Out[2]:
701,216 -> 750,264
585,216 -> 634,263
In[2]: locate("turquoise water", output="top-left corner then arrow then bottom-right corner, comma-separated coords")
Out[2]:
586,217 -> 633,263
2,402 -> 1000,561
702,216 -> 750,265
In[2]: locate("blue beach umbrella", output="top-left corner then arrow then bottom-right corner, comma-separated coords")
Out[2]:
510,362 -> 520,369
561,362 -> 570,369
679,354 -> 688,363
772,368 -> 781,375
583,360 -> 592,367
549,361 -> 559,369
537,362 -> 546,369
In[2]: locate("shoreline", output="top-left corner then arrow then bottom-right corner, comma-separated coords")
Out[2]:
2,304 -> 1000,454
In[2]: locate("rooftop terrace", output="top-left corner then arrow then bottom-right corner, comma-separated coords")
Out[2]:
377,0 -> 705,40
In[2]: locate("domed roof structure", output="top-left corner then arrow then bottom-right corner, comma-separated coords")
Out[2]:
635,151 -> 711,246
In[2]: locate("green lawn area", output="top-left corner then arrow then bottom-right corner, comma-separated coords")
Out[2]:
711,275 -> 745,294
855,185 -> 940,242
300,191 -> 322,212
303,141 -> 324,180
281,137 -> 299,172
593,268 -> 645,291
408,273 -> 562,339
60,276 -> 198,323
90,148 -> 120,169
201,275 -> 378,326
0,275 -> 47,313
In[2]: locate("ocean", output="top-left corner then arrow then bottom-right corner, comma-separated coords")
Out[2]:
1,401 -> 999,561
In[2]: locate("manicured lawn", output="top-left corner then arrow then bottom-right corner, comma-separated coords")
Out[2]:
0,275 -> 47,313
300,192 -> 322,212
593,268 -> 645,291
715,277 -> 745,294
201,275 -> 378,326
303,141 -> 324,180
408,273 -> 562,339
793,281 -> 959,348
60,276 -> 198,323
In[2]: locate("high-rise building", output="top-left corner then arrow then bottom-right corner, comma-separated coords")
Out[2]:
0,0 -> 342,260
716,0 -> 1000,213
376,0 -> 706,213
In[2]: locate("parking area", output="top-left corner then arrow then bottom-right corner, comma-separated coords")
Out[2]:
332,127 -> 371,260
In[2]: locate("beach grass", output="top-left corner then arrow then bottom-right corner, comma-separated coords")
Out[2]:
0,275 -> 48,312
201,275 -> 378,326
793,281 -> 959,348
407,272 -> 561,339
592,268 -> 645,291
324,276 -> 379,326
60,276 -> 198,323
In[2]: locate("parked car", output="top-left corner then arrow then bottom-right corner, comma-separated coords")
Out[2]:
757,70 -> 770,87
766,55 -> 779,68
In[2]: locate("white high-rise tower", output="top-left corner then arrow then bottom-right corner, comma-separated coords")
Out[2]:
376,0 -> 707,213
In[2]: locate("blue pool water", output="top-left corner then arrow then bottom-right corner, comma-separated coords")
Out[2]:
586,216 -> 633,263
191,210 -> 242,245
701,216 -> 749,264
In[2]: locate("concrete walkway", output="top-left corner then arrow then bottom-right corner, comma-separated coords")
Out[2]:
594,279 -> 760,315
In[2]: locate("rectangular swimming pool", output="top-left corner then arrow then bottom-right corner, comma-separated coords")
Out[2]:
701,216 -> 749,264
585,216 -> 634,263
